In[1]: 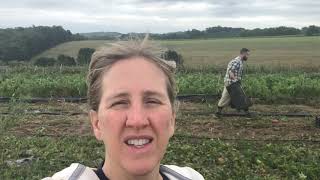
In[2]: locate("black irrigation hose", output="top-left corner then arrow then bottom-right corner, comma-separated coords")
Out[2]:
0,111 -> 87,116
13,132 -> 320,143
183,111 -> 316,117
0,95 -> 316,103
1,110 -> 317,118
0,97 -> 87,103
173,134 -> 320,143
0,95 -> 218,103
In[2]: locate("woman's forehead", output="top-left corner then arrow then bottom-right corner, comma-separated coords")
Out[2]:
100,57 -> 168,93
104,90 -> 168,101
106,57 -> 164,76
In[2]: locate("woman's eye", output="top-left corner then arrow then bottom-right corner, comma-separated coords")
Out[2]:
146,99 -> 161,104
147,101 -> 157,104
111,101 -> 128,107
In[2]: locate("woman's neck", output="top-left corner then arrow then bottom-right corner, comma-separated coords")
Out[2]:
102,160 -> 163,180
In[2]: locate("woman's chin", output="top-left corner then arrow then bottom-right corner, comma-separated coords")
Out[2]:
122,159 -> 159,176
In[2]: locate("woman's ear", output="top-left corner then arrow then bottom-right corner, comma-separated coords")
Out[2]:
90,110 -> 102,140
169,112 -> 176,138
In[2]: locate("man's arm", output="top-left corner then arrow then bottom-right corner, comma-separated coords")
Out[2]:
229,71 -> 236,80
228,61 -> 239,81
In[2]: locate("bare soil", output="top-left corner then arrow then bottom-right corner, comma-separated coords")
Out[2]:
3,102 -> 320,141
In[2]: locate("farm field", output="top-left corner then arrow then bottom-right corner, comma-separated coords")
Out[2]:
1,69 -> 320,179
1,69 -> 320,103
1,36 -> 320,179
1,101 -> 320,179
33,36 -> 320,69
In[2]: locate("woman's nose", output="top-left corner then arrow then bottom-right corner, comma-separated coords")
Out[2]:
125,103 -> 150,129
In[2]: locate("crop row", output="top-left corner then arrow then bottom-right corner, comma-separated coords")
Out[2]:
1,72 -> 320,101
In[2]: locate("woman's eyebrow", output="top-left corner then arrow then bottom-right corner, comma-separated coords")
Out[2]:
143,90 -> 166,99
107,92 -> 130,101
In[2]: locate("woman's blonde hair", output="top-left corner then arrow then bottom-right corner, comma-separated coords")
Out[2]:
87,36 -> 177,111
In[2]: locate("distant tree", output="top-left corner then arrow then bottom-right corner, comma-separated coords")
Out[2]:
161,49 -> 184,70
77,48 -> 95,65
34,57 -> 56,66
0,26 -> 75,62
72,33 -> 87,41
57,54 -> 76,66
205,26 -> 244,38
240,26 -> 301,37
303,25 -> 320,36
186,29 -> 203,38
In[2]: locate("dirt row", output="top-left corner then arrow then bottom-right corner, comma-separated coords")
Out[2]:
2,101 -> 320,141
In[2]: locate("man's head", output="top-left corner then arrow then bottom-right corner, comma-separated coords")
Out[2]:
240,48 -> 250,61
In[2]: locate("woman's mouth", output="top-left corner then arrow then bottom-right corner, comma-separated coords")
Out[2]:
125,138 -> 153,148
124,136 -> 154,149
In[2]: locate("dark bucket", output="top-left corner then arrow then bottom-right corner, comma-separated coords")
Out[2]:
316,116 -> 320,128
226,81 -> 252,111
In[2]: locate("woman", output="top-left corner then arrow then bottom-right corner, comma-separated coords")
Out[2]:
43,37 -> 204,180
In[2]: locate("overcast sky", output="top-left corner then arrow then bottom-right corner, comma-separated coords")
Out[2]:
0,0 -> 319,33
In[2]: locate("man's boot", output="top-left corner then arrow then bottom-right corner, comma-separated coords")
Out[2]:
244,108 -> 251,116
215,106 -> 223,116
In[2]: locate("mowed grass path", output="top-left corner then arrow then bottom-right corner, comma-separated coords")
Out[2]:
33,36 -> 320,67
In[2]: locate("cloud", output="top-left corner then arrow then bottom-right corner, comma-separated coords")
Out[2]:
0,0 -> 319,33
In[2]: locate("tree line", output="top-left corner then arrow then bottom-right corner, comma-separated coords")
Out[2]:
33,48 -> 183,69
88,25 -> 319,40
34,48 -> 95,66
1,25 -> 319,63
0,26 -> 85,63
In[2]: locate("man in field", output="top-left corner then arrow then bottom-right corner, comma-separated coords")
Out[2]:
216,48 -> 251,115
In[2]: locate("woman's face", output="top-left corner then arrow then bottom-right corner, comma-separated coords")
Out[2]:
90,57 -> 175,176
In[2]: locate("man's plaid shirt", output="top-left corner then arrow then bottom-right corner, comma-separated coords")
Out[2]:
224,56 -> 244,86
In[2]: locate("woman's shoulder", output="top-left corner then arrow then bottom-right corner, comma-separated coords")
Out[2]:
160,164 -> 204,180
42,163 -> 204,180
42,163 -> 99,180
